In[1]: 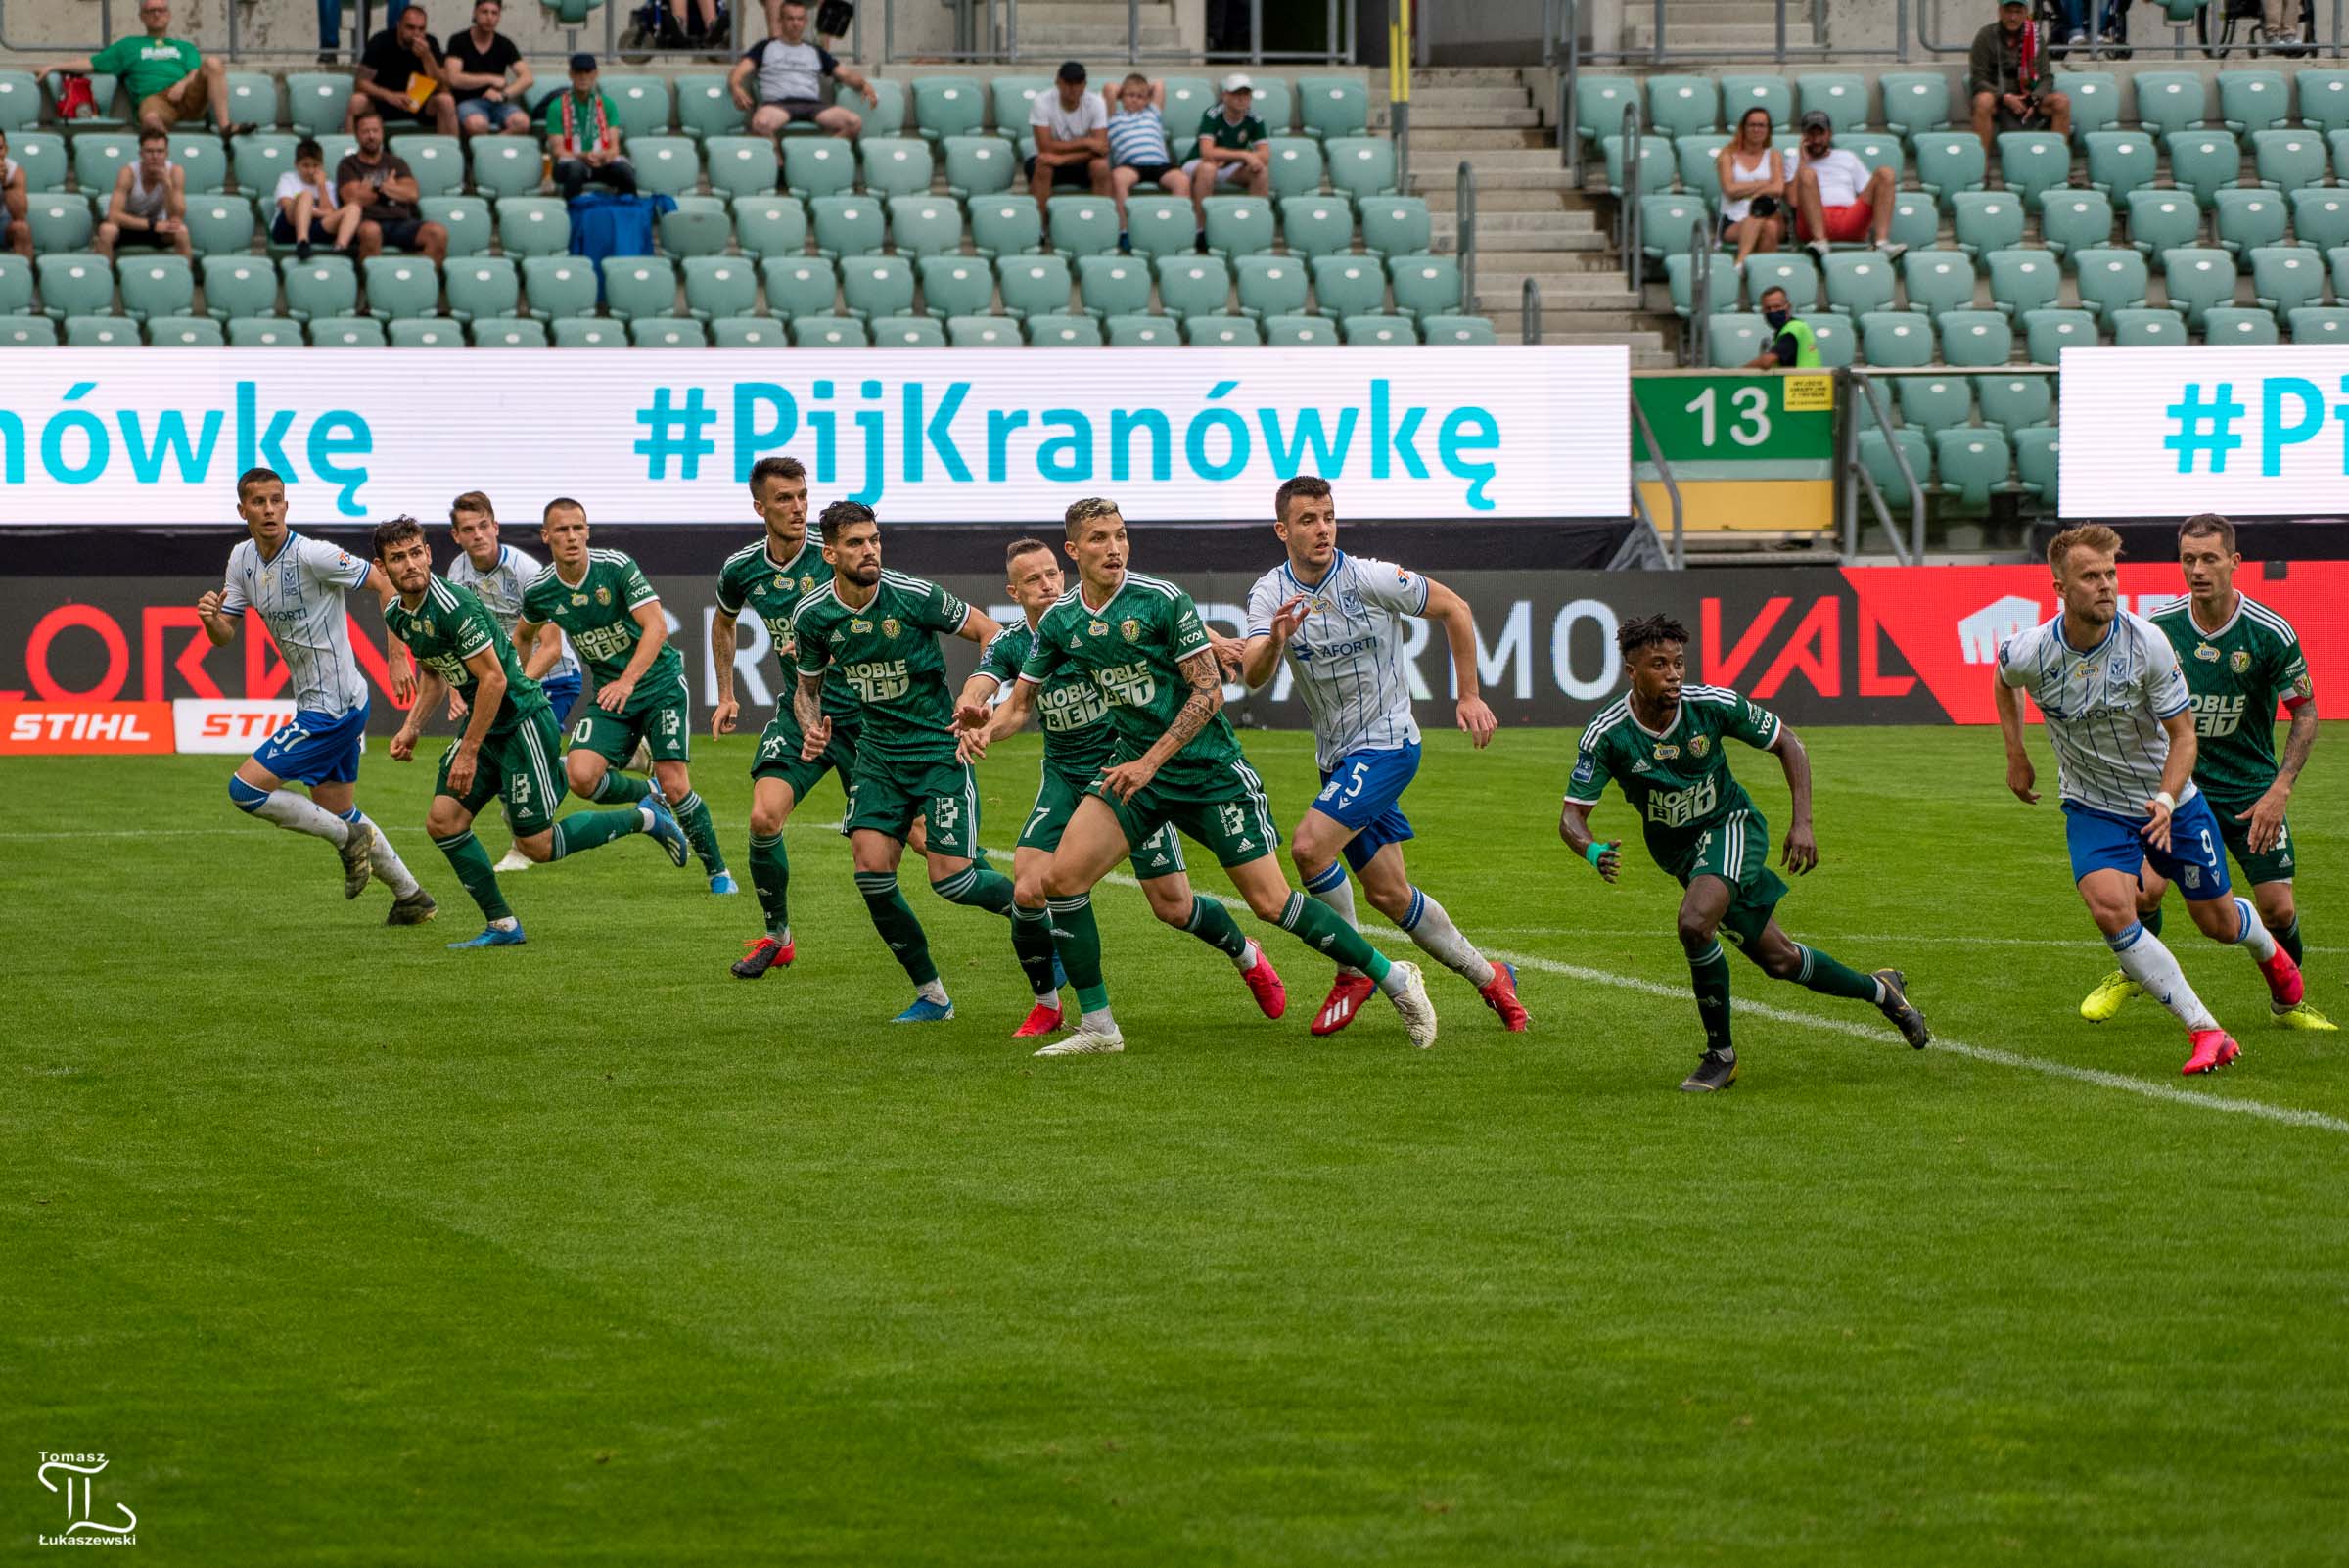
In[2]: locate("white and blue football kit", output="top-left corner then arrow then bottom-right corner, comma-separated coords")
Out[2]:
448,543 -> 583,721
220,530 -> 375,785
1998,610 -> 2232,899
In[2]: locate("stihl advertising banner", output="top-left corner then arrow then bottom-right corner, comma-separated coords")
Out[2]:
1,563 -> 2334,746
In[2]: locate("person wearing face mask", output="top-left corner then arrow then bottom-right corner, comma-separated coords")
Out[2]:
1742,285 -> 1820,370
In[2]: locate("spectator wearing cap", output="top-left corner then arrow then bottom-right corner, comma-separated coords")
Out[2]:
1029,61 -> 1112,204
544,54 -> 636,201
1969,0 -> 2072,154
346,3 -> 459,136
42,0 -> 249,139
1790,110 -> 1904,264
1184,72 -> 1270,249
1741,285 -> 1822,370
444,0 -> 533,136
729,0 -> 878,140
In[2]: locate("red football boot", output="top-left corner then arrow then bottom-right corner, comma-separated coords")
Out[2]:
1240,946 -> 1287,1019
2182,1028 -> 2241,1076
1310,971 -> 1378,1037
2257,945 -> 2305,1010
1013,1000 -> 1065,1038
1479,961 -> 1530,1032
732,935 -> 794,978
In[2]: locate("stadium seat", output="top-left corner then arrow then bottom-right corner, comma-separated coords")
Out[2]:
994,254 -> 1071,319
1388,254 -> 1462,320
0,69 -> 41,132
162,132 -> 227,195
1645,74 -> 1721,141
887,197 -> 964,258
1857,426 -> 1932,508
1674,133 -> 1731,208
360,256 -> 438,321
1359,196 -> 1432,259
2041,190 -> 2115,256
630,318 -> 706,347
1422,314 -> 1498,345
0,312 -> 57,346
675,73 -> 738,141
1163,76 -> 1215,134
1572,75 -> 1640,149
1901,251 -> 1978,318
2289,188 -> 2349,251
623,137 -> 698,200
2252,129 -> 2325,191
1310,254 -> 1385,318
71,133 -> 137,196
1859,308 -> 1935,366
1326,138 -> 1400,205
1939,308 -> 2014,365
1896,374 -> 1973,437
1877,71 -> 1950,142
2112,305 -> 2188,344
1997,132 -> 2073,212
0,255 -> 27,318
1126,195 -> 1195,260
968,195 -> 1043,258
603,74 -> 673,139
807,195 -> 883,258
1104,313 -> 1178,346
859,137 -> 934,199
2083,132 -> 2160,206
761,255 -> 837,318
468,137 -> 542,200
1705,312 -> 1771,367
185,196 -> 254,256
1843,133 -> 1906,188
387,317 -> 462,346
1640,194 -> 1709,260
1934,428 -> 2013,510
2133,70 -> 2208,136
1076,254 -> 1151,318
989,76 -> 1053,141
1026,312 -> 1102,346
1742,253 -> 1818,313
1718,73 -> 1793,131
2203,303 -> 2280,343
521,255 -> 598,322
851,77 -> 909,138
285,72 -> 347,134
917,255 -> 991,319
391,134 -> 463,196
466,316 -> 541,346
307,315 -> 384,346
1299,76 -> 1369,141
840,254 -> 915,320
912,77 -> 988,144
1599,134 -> 1673,200
60,314 -> 132,346
1156,254 -> 1231,319
682,254 -> 758,321
200,255 -> 275,320
148,314 -> 224,346
1666,252 -> 1739,318
2124,189 -> 2201,255
1252,76 -> 1298,134
27,195 -> 95,254
1184,313 -> 1262,346
1267,137 -> 1327,199
227,131 -> 295,198
1795,72 -> 1868,135
2331,127 -> 2349,178
224,315 -> 299,346
1805,312 -> 1857,367
1951,191 -> 2026,258
2023,306 -> 2097,361
34,254 -> 112,320
791,314 -> 868,346
550,317 -> 623,347
2012,424 -> 2059,508
2217,69 -> 2288,133
865,315 -> 942,346
497,197 -> 570,257
783,138 -> 855,200
2298,67 -> 2349,133
2162,246 -> 2239,327
1914,133 -> 1988,208
1228,254 -> 1308,321
444,257 -> 519,322
1886,192 -> 1940,252
2055,70 -> 2121,135
658,197 -> 731,257
281,256 -> 357,322
1342,313 -> 1413,345
943,314 -> 1015,347
2288,303 -> 2349,339
1047,195 -> 1120,257
695,136 -> 773,204
2215,187 -> 2288,256
943,135 -> 1013,200
2166,130 -> 2243,207
1266,312 -> 1340,346
711,315 -> 785,347
1819,252 -> 1894,316
2074,246 -> 2150,317
1986,249 -> 2059,318
11,132 -> 66,192
731,195 -> 807,258
115,254 -> 193,322
2250,244 -> 2324,313
1274,197 -> 1351,261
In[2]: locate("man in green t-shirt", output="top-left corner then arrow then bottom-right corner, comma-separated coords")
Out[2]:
543,53 -> 636,201
45,0 -> 245,137
1182,72 -> 1270,245
374,516 -> 689,950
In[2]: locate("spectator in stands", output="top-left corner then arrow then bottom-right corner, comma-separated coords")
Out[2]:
1105,72 -> 1189,253
730,0 -> 879,140
339,106 -> 450,260
444,0 -> 534,136
1741,285 -> 1822,370
1028,61 -> 1112,205
346,3 -> 459,136
668,0 -> 721,50
273,137 -> 362,261
0,130 -> 27,259
95,127 -> 191,261
41,0 -> 248,139
544,54 -> 637,201
1969,0 -> 2072,154
1790,111 -> 1904,264
1183,72 -> 1269,250
1715,105 -> 1786,266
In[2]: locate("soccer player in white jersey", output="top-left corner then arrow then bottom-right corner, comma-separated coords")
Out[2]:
194,466 -> 435,924
1238,477 -> 1528,1035
1995,524 -> 2306,1076
444,490 -> 582,873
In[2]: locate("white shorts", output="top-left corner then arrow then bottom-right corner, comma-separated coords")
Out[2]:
1182,158 -> 1254,187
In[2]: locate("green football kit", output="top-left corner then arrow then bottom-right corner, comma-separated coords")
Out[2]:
2148,592 -> 2313,888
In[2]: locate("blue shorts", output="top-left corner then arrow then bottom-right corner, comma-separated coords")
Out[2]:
456,97 -> 528,128
542,672 -> 583,726
1313,742 -> 1419,873
252,701 -> 369,788
2063,793 -> 2232,901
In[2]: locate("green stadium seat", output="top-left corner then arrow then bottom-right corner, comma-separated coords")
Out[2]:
1986,249 -> 2060,318
943,135 -> 1013,201
1421,313 -> 1498,345
2287,304 -> 2349,340
1252,76 -> 1297,135
1026,311 -> 1102,345
1859,308 -> 1935,365
1202,195 -> 1275,259
2215,187 -> 2287,255
682,254 -> 757,321
148,314 -> 224,345
1665,252 -> 1738,318
658,197 -> 731,257
1076,254 -> 1150,318
1231,254 -> 1307,319
1185,313 -> 1263,346
1706,312 -> 1771,367
62,314 -> 133,346
1645,73 -> 1720,140
630,318 -> 706,346
117,254 -> 193,320
1121,194 -> 1190,259
917,254 -> 992,319
1801,312 -> 1854,367
2250,244 -> 2324,313
185,196 -> 254,256
2217,69 -> 2288,133
470,317 -> 545,346
995,254 -> 1071,318
1600,134 -> 1673,201
1796,72 -> 1868,135
1310,254 -> 1385,317
1951,191 -> 2025,257
1103,312 -> 1176,346
1299,76 -> 1369,141
444,256 -> 519,322
0,313 -> 57,346
1572,75 -> 1640,148
1741,253 -> 1818,313
783,138 -> 855,199
1387,254 -> 1460,321
1878,72 -> 1950,142
943,314 -> 1015,347
1896,374 -> 1973,436
1858,428 -> 1931,508
852,77 -> 909,138
600,74 -> 672,140
2054,70 -> 2121,135
1266,313 -> 1339,346
0,255 -> 27,317
1886,192 -> 1940,252
1995,131 -> 2072,210
968,195 -> 1042,258
699,136 -> 774,204
413,195 -> 484,258
731,195 -> 807,258
309,315 -> 385,345
384,316 -> 458,346
1342,313 -> 1413,345
1901,251 -> 1977,318
2013,424 -> 2059,508
711,315 -> 785,347
1268,137 -> 1327,199
163,132 -> 227,195
1142,254 -> 1221,320
521,255 -> 598,321
2041,190 -> 2115,256
2330,128 -> 2349,178
230,132 -> 296,197
912,77 -> 987,143
761,256 -> 838,318
0,69 -> 41,132
497,197 -> 570,256
2113,305 -> 2188,344
2161,246 -> 2239,327
201,255 -> 275,319
1844,133 -> 1907,185
1718,73 -> 1793,131
1914,133 -> 1988,208
2204,303 -> 2280,342
2083,131 -> 2156,198
2023,306 -> 2097,361
859,137 -> 934,198
1359,196 -> 1431,258
2291,187 -> 2349,250
840,253 -> 915,319
72,133 -> 136,196
1939,308 -> 2014,364
35,254 -> 112,320
284,71 -> 348,135
867,314 -> 943,346
1640,194 -> 1708,259
1163,77 -> 1215,135
11,131 -> 66,192
359,255 -> 437,321
626,137 -> 699,199
2133,70 -> 2208,136
2074,246 -> 2151,317
2166,130 -> 2242,206
1819,251 -> 1893,316
1675,133 -> 1731,208
790,313 -> 869,346
1047,195 -> 1120,257
807,195 -> 883,258
27,195 -> 95,254
989,76 -> 1053,140
550,316 -> 623,347
467,136 -> 541,200
223,315 -> 298,346
2299,68 -> 2349,133
673,73 -> 737,141
1934,428 -> 2013,510
390,134 -> 463,196
281,255 -> 357,322
2252,129 -> 2325,191
1276,197 -> 1353,260
885,196 -> 962,257
2125,189 -> 2201,255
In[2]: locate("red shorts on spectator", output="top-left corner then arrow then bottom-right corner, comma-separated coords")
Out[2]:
1799,202 -> 1872,243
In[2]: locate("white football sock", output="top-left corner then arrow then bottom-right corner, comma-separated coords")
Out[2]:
1079,1006 -> 1120,1036
255,789 -> 349,844
1302,860 -> 1364,977
2227,896 -> 2279,961
1399,887 -> 1496,989
1231,937 -> 1261,973
2109,922 -> 2217,1032
357,813 -> 423,898
916,979 -> 949,1006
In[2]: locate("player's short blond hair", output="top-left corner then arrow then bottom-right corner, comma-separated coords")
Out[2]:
2047,523 -> 2123,576
1063,497 -> 1123,539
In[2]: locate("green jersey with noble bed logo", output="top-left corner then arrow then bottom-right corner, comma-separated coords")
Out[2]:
1567,684 -> 1783,868
715,534 -> 862,726
385,577 -> 548,734
977,621 -> 1117,781
1017,573 -> 1246,784
520,550 -> 686,715
2148,592 -> 2313,804
790,570 -> 973,766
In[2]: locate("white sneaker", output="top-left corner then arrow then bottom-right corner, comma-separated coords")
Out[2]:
1034,1026 -> 1126,1057
1385,960 -> 1439,1048
493,848 -> 531,873
1805,238 -> 1831,264
1874,238 -> 1908,261
628,741 -> 654,773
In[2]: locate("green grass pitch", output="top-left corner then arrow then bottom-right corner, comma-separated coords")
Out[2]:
7,723 -> 2348,1564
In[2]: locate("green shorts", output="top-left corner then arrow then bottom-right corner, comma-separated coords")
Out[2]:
845,752 -> 980,859
570,682 -> 692,768
751,711 -> 860,804
2207,792 -> 2299,885
1672,807 -> 1788,948
1083,752 -> 1281,870
438,706 -> 567,838
1021,764 -> 1188,881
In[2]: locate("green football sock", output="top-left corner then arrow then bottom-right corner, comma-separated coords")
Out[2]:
749,831 -> 789,937
589,768 -> 651,805
1787,943 -> 1885,1002
854,870 -> 939,986
432,828 -> 512,922
1276,892 -> 1392,982
550,807 -> 643,861
1686,938 -> 1734,1054
2142,903 -> 2164,940
931,861 -> 1015,915
672,790 -> 725,876
1182,895 -> 1250,960
1010,902 -> 1060,1000
2273,916 -> 2304,965
1046,894 -> 1110,1013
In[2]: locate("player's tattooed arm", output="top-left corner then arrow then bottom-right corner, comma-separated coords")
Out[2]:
1103,649 -> 1223,800
793,668 -> 831,761
1421,578 -> 1497,747
2243,699 -> 2320,853
1556,800 -> 1622,884
1993,671 -> 2039,805
1768,724 -> 1819,875
710,610 -> 741,735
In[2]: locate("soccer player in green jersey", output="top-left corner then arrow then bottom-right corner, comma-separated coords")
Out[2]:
961,496 -> 1437,1058
2080,514 -> 2333,1031
373,517 -> 690,949
789,501 -> 1049,1024
516,498 -> 733,896
1560,614 -> 1929,1090
956,536 -> 1290,1038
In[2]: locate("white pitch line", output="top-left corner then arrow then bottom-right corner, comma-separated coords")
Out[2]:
1487,925 -> 2349,956
0,825 -> 258,841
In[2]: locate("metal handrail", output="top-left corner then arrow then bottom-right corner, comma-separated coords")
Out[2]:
1685,214 -> 1716,366
1628,393 -> 1685,570
1909,0 -> 2341,58
1455,160 -> 1477,317
1521,278 -> 1542,344
1618,99 -> 1643,296
1849,369 -> 1925,564
1556,0 -> 1582,186
1564,0 -> 1831,63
